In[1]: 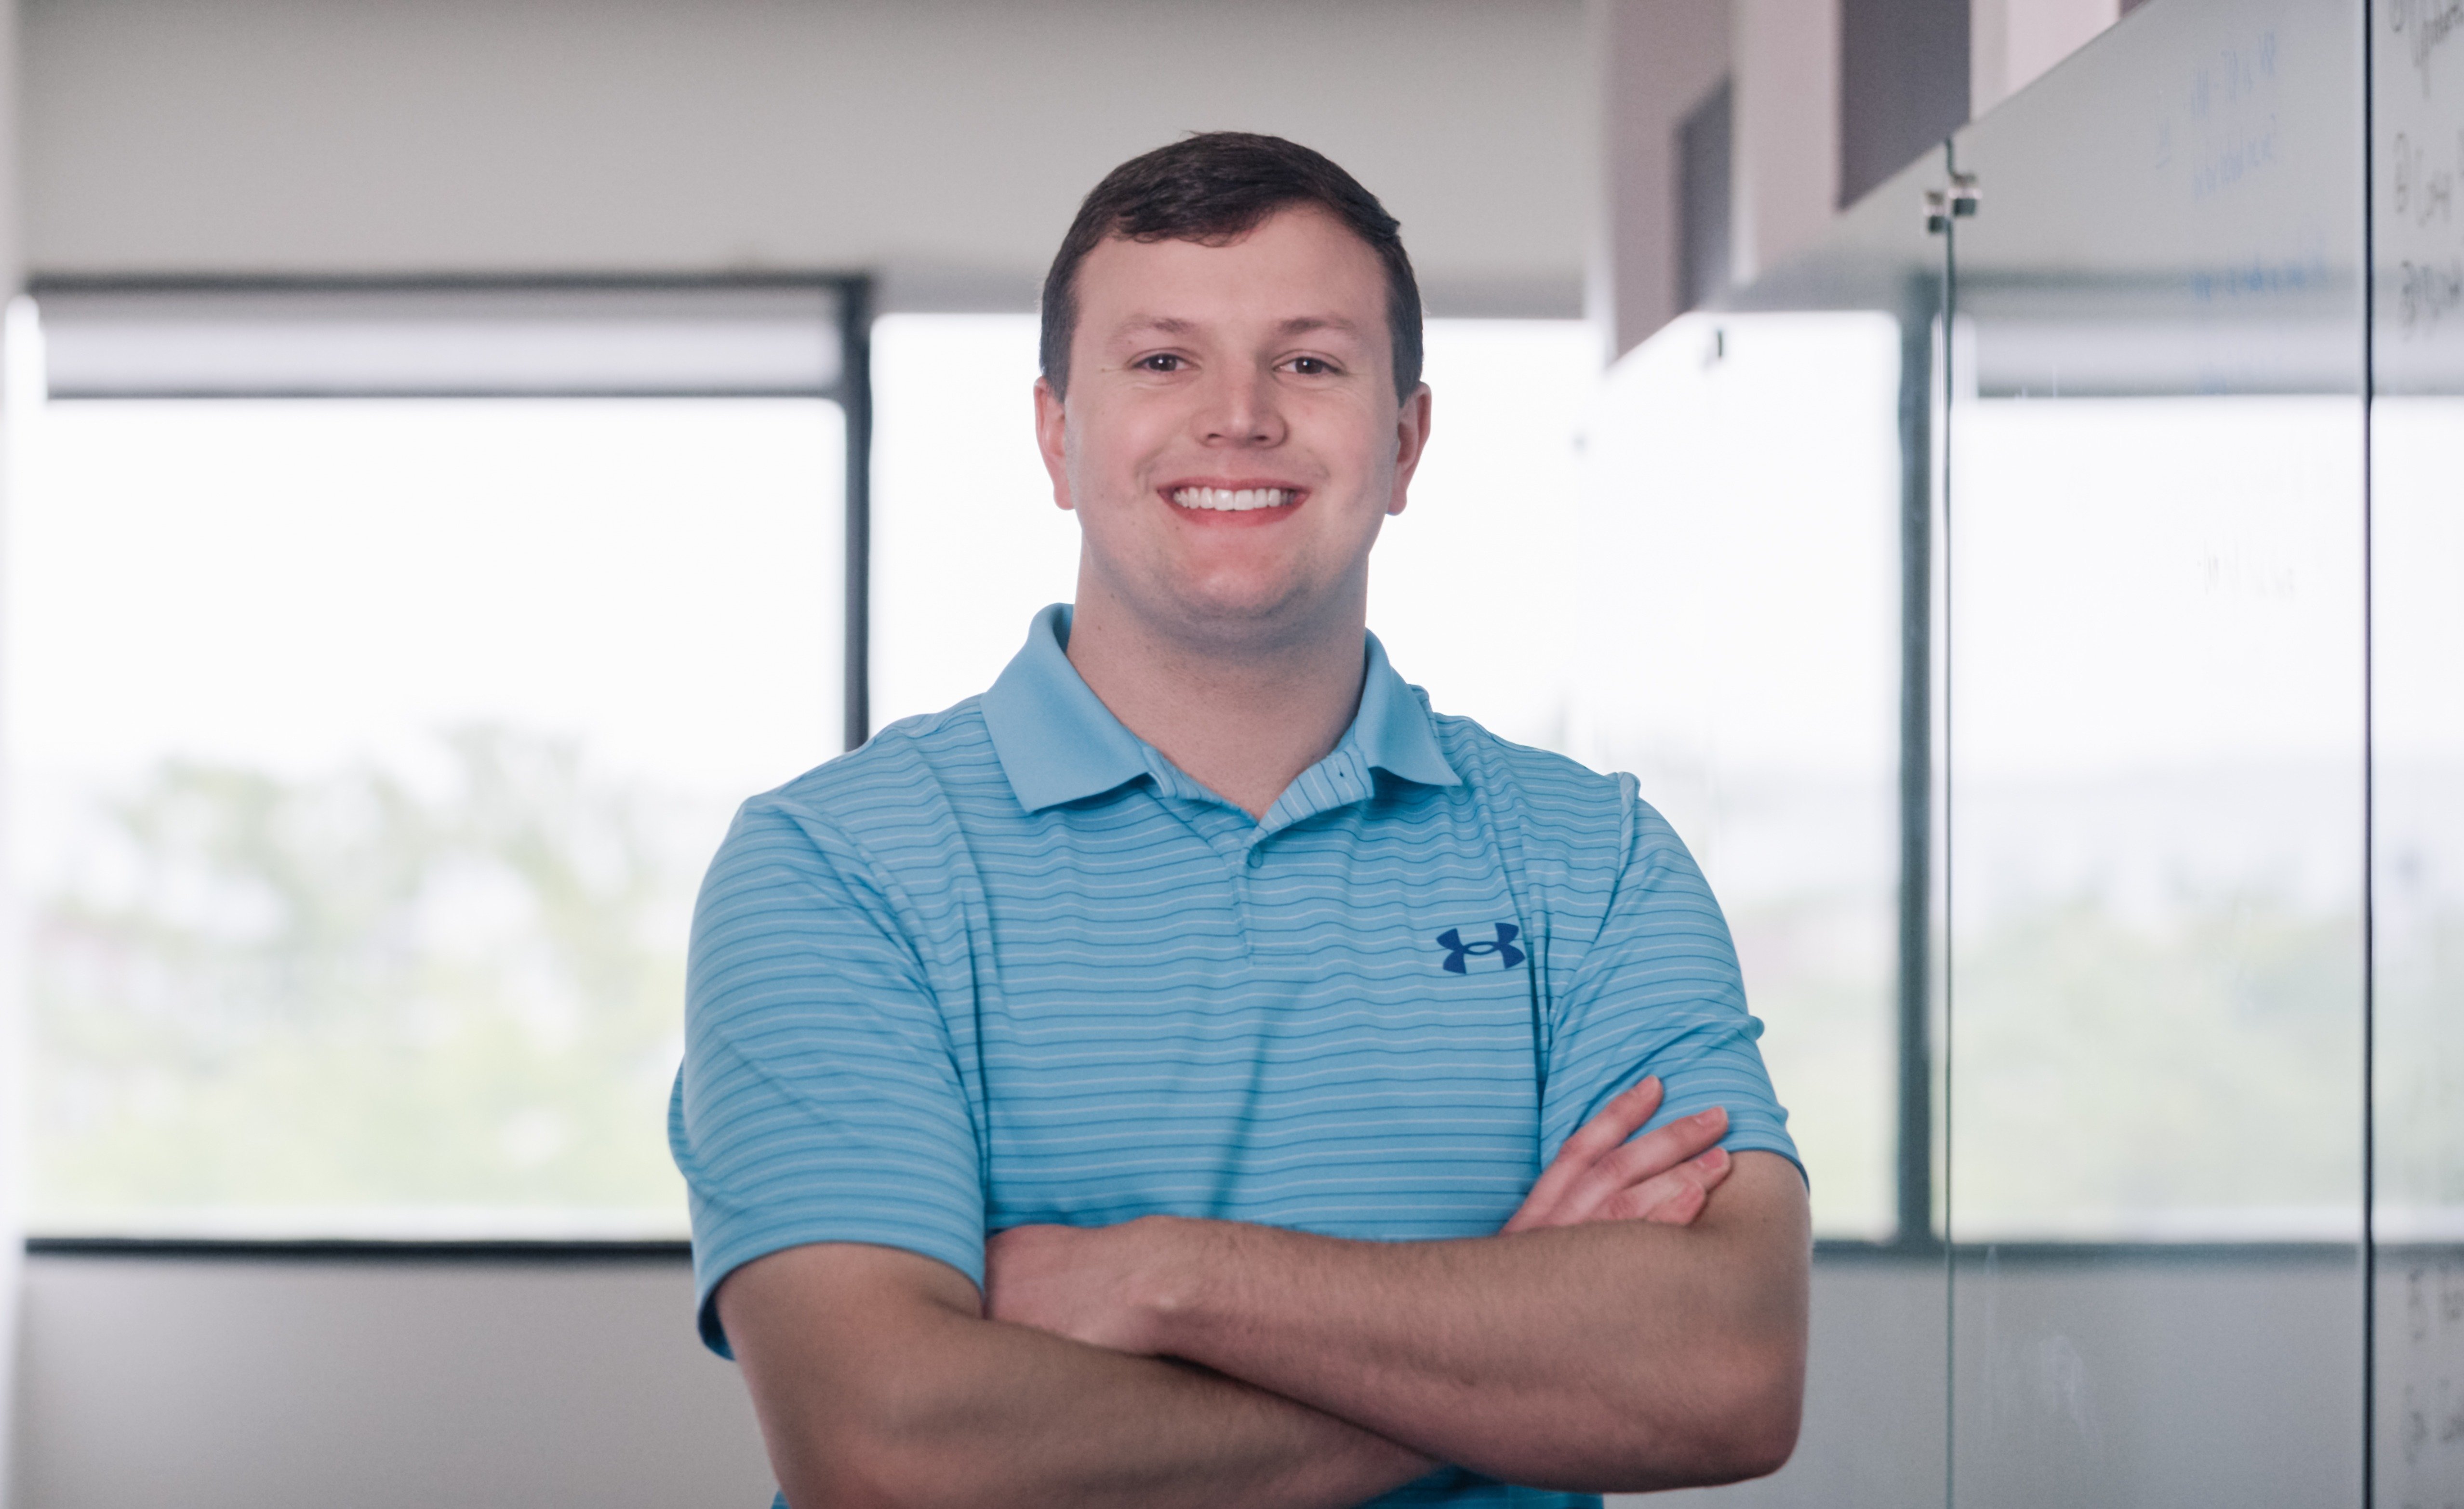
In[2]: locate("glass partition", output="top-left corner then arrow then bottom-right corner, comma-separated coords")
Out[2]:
1943,0 -> 2367,1501
2372,0 -> 2464,1499
1587,0 -> 2422,1500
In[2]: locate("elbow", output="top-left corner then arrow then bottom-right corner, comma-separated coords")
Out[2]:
770,1382 -> 986,1509
772,1437 -> 924,1509
779,1436 -> 970,1509
1697,1363 -> 1803,1484
1664,1335 -> 1806,1487
777,1445 -> 925,1509
1572,1330 -> 1802,1494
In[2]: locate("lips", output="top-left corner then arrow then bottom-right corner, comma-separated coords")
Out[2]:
1166,484 -> 1302,513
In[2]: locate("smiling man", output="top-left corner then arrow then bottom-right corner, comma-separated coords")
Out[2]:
672,133 -> 1809,1509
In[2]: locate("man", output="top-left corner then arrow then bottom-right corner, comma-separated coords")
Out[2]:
671,132 -> 1808,1509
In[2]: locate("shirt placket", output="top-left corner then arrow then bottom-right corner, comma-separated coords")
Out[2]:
1146,744 -> 1379,960
1139,764 -> 1265,958
1240,745 -> 1381,958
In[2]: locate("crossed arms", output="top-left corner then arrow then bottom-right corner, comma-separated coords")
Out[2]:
717,1078 -> 1810,1509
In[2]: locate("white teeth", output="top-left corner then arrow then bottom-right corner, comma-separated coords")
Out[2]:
1171,487 -> 1294,511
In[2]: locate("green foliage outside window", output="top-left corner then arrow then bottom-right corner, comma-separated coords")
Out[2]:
31,726 -> 696,1232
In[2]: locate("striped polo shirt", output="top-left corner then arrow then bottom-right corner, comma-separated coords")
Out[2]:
670,604 -> 1795,1509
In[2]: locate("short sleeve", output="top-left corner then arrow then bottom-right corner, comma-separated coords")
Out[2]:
668,798 -> 985,1357
1539,778 -> 1802,1182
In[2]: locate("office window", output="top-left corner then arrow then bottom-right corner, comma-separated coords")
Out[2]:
2375,395 -> 2464,1247
867,314 -> 1075,727
1570,313 -> 1905,1239
1950,389 -> 2365,1240
12,284 -> 855,1237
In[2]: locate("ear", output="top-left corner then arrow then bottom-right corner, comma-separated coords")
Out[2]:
1033,376 -> 1075,512
1386,382 -> 1432,517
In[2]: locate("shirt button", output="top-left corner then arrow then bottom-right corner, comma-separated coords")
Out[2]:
1246,849 -> 1265,868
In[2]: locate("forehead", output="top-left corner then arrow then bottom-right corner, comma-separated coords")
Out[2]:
1072,204 -> 1388,339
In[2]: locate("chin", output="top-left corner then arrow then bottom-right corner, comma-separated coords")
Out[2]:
1157,584 -> 1340,646
1086,548 -> 1347,645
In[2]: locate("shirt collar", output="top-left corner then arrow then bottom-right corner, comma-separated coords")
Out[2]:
980,603 -> 1462,815
1348,630 -> 1463,790
981,604 -> 1152,813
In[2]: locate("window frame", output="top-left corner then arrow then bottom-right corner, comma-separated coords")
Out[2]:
15,271 -> 872,1257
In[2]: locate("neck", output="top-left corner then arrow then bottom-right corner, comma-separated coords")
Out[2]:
1064,582 -> 1367,821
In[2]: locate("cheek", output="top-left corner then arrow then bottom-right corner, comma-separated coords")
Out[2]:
1297,397 -> 1399,475
1069,407 -> 1175,499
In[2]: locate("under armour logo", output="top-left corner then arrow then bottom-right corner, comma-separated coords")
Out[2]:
1437,923 -> 1526,974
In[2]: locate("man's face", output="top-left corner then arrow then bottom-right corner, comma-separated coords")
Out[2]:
1034,204 -> 1431,649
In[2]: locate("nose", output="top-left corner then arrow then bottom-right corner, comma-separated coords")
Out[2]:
1194,362 -> 1285,448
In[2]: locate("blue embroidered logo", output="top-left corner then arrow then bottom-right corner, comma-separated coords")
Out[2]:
1437,923 -> 1526,974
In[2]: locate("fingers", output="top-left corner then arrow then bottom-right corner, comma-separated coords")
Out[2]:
1558,1077 -> 1670,1167
1504,1091 -> 1739,1235
1609,1146 -> 1735,1225
1548,1105 -> 1727,1227
1503,1077 -> 1665,1233
1537,1078 -> 1668,1198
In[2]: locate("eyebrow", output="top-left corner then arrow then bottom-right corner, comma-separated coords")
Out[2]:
1111,314 -> 1367,340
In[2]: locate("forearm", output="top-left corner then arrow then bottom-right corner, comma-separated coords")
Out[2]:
809,1309 -> 1436,1509
1135,1154 -> 1809,1491
721,1245 -> 1434,1509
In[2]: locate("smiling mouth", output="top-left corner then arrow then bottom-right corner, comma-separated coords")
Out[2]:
1170,486 -> 1298,513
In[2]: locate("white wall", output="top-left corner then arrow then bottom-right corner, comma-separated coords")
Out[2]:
9,1256 -> 773,1509
20,0 -> 1592,314
9,1249 -> 2370,1509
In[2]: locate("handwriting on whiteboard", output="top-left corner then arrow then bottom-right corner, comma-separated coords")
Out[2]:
2384,0 -> 2464,343
2396,1257 -> 2464,1500
2388,0 -> 2464,97
2169,30 -> 2282,204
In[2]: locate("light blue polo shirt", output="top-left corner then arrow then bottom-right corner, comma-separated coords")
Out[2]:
671,604 -> 1796,1509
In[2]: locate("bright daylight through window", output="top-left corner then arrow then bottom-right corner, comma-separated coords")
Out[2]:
12,287 -> 849,1238
19,301 -> 1930,1244
1572,312 -> 1904,1240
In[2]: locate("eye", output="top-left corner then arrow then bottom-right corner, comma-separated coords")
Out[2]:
1135,353 -> 1186,373
1286,356 -> 1339,376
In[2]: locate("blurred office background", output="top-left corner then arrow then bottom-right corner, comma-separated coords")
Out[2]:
1,0 -> 2456,1505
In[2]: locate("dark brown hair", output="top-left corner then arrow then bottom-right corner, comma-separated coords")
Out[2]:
1039,132 -> 1424,401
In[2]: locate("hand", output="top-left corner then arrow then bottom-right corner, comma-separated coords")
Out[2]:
984,1216 -> 1173,1354
1501,1078 -> 1734,1234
